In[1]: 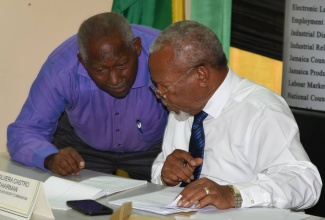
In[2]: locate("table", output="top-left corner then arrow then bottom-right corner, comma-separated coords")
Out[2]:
0,152 -> 323,220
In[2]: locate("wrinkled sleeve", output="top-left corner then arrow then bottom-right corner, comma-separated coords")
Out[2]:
151,114 -> 179,184
151,151 -> 165,184
236,104 -> 322,210
7,59 -> 69,170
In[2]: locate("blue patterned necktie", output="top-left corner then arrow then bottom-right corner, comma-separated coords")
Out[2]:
181,111 -> 208,187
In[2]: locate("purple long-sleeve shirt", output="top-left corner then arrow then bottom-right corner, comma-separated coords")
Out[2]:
7,25 -> 168,171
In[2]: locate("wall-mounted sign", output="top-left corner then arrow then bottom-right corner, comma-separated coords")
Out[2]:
282,0 -> 325,111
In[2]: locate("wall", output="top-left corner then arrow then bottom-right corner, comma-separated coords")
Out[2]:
0,0 -> 113,152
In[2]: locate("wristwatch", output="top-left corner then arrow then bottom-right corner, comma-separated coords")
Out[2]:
227,185 -> 243,208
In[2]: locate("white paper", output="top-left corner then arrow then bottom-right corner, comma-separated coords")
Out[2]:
44,176 -> 102,210
109,187 -> 216,215
44,175 -> 147,210
81,176 -> 147,195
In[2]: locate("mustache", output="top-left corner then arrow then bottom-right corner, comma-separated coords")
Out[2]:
107,80 -> 126,89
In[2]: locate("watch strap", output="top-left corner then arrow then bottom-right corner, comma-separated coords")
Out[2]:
227,185 -> 243,208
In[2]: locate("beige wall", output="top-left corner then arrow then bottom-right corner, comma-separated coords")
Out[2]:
0,0 -> 113,152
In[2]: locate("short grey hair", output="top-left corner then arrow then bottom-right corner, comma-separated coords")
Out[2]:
150,20 -> 227,69
78,12 -> 134,61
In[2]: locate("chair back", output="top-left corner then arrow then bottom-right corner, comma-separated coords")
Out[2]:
291,107 -> 325,217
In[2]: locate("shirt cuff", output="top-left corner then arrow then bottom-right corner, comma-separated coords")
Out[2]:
234,182 -> 272,208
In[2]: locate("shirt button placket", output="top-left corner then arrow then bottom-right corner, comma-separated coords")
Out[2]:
114,112 -> 122,149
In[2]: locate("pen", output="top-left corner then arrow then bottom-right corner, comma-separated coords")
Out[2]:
136,120 -> 143,133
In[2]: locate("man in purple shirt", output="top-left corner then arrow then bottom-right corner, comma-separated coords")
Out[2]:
7,12 -> 168,181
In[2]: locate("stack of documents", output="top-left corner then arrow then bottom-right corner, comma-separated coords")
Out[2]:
110,187 -> 312,219
44,175 -> 147,209
109,187 -> 216,215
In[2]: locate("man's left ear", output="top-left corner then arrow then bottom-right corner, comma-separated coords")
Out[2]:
196,65 -> 209,87
133,37 -> 142,56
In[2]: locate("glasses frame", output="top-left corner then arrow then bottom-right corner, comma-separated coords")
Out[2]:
149,65 -> 200,101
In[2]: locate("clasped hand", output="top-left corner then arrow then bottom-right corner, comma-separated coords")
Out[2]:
161,149 -> 202,186
161,149 -> 235,209
44,147 -> 85,176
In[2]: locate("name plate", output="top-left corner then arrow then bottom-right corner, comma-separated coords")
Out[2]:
0,171 -> 54,220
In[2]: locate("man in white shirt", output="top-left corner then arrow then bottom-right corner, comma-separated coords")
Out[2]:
149,20 -> 322,210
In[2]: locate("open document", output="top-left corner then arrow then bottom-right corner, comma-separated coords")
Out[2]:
109,187 -> 216,215
109,187 -> 311,219
44,175 -> 147,209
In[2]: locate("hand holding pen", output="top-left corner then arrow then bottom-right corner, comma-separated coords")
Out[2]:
160,149 -> 203,186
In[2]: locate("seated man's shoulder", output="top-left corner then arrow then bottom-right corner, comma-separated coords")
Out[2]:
234,79 -> 289,112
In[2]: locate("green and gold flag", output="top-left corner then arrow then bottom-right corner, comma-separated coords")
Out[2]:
112,0 -> 185,30
190,0 -> 232,59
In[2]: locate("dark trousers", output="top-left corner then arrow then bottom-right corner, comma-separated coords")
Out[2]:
52,112 -> 162,182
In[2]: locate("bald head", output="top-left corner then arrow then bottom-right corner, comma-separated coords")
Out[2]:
78,12 -> 134,61
150,20 -> 227,69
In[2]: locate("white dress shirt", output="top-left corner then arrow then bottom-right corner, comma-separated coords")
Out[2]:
151,68 -> 322,209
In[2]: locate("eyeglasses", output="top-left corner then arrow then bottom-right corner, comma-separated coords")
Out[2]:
149,65 -> 200,101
